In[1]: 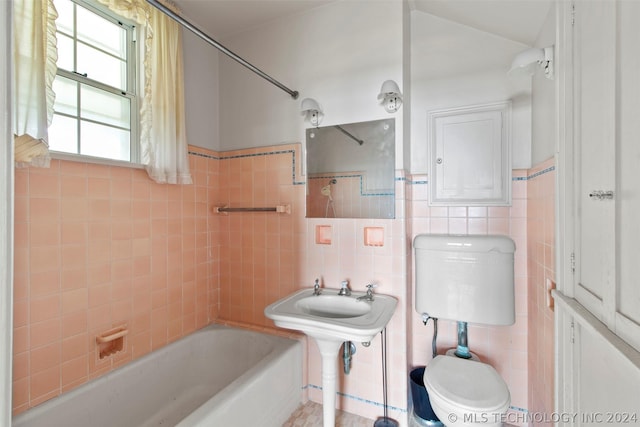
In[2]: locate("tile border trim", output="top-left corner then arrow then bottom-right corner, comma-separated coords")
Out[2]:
305,383 -> 408,414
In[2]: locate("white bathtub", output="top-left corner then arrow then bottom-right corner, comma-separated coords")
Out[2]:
13,324 -> 303,427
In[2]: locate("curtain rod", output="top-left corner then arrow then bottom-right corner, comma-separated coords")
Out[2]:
335,125 -> 364,145
146,0 -> 299,100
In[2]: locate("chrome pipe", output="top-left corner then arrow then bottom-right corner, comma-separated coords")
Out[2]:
342,341 -> 355,375
454,321 -> 472,359
146,0 -> 299,99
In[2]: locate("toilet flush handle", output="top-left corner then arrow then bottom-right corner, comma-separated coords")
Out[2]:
422,313 -> 430,325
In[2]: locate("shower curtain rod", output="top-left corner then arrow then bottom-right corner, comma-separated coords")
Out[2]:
335,125 -> 364,145
146,0 -> 299,100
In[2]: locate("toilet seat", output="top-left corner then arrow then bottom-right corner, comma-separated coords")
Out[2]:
424,355 -> 510,414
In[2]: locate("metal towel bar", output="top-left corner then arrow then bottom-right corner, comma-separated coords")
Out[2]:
213,205 -> 291,214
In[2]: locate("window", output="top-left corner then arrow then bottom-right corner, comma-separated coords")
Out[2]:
49,0 -> 139,162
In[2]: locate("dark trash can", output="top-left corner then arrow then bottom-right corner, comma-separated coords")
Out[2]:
409,367 -> 443,426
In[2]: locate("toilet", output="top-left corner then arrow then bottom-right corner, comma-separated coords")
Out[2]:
414,234 -> 516,427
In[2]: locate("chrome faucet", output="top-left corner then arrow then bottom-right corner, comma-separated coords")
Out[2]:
338,280 -> 351,296
313,278 -> 321,295
356,284 -> 376,301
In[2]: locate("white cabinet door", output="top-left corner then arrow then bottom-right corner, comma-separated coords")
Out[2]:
573,0 -> 616,322
572,0 -> 640,352
614,0 -> 640,349
428,102 -> 511,206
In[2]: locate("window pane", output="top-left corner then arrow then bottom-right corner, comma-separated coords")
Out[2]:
76,6 -> 126,59
77,43 -> 126,90
53,75 -> 77,116
49,114 -> 78,153
81,121 -> 130,161
55,0 -> 74,35
80,85 -> 130,129
56,33 -> 75,72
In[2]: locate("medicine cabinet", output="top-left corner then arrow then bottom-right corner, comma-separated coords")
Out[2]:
428,101 -> 512,206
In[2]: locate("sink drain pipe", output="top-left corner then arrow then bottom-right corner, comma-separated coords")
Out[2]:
342,341 -> 356,374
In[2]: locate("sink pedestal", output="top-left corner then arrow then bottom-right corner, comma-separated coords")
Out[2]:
315,338 -> 343,427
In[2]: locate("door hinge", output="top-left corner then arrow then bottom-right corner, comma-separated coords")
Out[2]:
570,320 -> 575,344
570,252 -> 576,274
571,2 -> 575,26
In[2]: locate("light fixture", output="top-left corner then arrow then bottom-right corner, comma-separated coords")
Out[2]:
509,46 -> 554,79
377,80 -> 403,113
300,98 -> 323,126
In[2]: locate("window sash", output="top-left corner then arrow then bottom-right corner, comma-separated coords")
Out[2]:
50,0 -> 139,163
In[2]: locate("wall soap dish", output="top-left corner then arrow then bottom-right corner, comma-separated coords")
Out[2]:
96,326 -> 128,359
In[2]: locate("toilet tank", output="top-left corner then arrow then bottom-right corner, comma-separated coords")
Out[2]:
414,234 -> 516,326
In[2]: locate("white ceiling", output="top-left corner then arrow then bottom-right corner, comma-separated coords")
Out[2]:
411,0 -> 553,46
173,0 -> 552,45
173,0 -> 337,38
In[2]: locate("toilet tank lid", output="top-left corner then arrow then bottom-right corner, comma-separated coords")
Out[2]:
413,234 -> 515,253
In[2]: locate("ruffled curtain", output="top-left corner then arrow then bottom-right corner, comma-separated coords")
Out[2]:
13,0 -> 191,183
12,0 -> 58,167
97,0 -> 192,184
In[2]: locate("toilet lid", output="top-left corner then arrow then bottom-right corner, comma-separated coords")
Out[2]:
424,355 -> 510,412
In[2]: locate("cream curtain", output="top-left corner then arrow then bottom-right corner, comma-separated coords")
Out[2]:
97,0 -> 192,184
141,5 -> 191,184
12,0 -> 57,167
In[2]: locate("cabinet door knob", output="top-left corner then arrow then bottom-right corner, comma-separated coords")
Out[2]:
588,190 -> 614,200
436,158 -> 443,164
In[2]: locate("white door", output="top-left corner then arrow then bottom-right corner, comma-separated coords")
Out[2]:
572,0 -> 640,353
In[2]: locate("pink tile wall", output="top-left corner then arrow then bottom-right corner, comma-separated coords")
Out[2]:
12,148 -> 218,415
208,144 -> 303,326
526,158 -> 556,423
408,172 -> 530,424
211,145 -> 408,422
14,141 -> 556,425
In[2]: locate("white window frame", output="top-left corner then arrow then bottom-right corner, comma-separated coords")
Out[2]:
51,0 -> 141,165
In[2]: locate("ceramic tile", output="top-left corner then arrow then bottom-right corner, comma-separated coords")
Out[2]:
283,401 -> 374,427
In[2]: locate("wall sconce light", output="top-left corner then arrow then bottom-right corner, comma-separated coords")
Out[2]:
300,98 -> 323,126
509,46 -> 554,79
378,80 -> 403,113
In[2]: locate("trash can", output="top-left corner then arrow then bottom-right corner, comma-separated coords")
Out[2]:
409,367 -> 443,426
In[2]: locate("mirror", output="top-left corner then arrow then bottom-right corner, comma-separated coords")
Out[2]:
306,118 -> 395,219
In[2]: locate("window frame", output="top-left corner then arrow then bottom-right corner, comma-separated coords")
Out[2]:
50,0 -> 141,165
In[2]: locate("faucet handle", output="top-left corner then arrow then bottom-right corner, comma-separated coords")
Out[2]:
356,283 -> 377,301
338,280 -> 351,296
313,278 -> 321,295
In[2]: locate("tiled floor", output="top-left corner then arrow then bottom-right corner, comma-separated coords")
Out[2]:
283,401 -> 375,427
283,402 -> 519,427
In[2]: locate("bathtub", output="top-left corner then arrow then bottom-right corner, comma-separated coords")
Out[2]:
13,324 -> 303,427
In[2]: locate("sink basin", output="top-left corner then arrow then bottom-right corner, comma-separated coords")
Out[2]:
265,288 -> 397,427
264,288 -> 397,343
295,295 -> 372,318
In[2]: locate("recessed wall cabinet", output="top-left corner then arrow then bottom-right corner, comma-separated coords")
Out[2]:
428,101 -> 512,206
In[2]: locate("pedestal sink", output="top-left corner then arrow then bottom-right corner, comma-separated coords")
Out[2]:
264,288 -> 397,427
